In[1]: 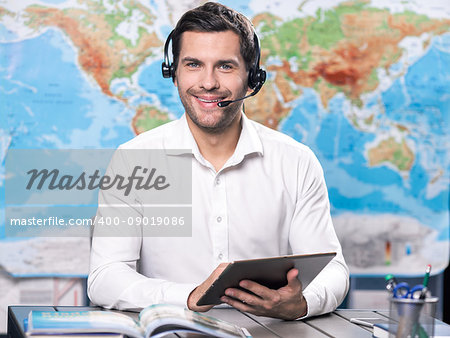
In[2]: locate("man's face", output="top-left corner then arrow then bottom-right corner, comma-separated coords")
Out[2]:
174,30 -> 249,134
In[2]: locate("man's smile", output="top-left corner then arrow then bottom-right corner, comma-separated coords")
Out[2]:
195,95 -> 223,103
192,93 -> 230,108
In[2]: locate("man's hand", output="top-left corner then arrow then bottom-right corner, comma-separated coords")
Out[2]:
187,262 -> 228,312
220,268 -> 307,320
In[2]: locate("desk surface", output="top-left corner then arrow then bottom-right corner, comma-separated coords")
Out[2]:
6,306 -> 393,337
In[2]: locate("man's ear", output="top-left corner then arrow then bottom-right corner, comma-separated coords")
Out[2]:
173,75 -> 177,87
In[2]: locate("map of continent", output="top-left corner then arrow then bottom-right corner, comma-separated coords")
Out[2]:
0,0 -> 449,277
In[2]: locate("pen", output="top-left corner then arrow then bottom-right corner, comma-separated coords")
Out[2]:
349,318 -> 384,328
385,274 -> 398,294
419,264 -> 431,299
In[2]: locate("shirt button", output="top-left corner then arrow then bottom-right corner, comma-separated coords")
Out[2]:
216,178 -> 221,185
216,216 -> 222,223
218,253 -> 223,260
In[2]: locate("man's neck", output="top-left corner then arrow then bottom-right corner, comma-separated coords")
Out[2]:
186,113 -> 242,172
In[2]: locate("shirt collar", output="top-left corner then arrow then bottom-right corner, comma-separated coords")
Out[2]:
163,113 -> 264,167
162,114 -> 199,156
231,113 -> 264,161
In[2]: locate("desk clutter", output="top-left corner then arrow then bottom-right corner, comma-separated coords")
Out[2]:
9,304 -> 450,337
347,265 -> 450,338
385,264 -> 432,300
20,304 -> 251,338
384,265 -> 438,338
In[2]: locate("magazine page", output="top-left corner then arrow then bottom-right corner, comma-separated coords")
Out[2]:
139,304 -> 250,338
27,311 -> 144,338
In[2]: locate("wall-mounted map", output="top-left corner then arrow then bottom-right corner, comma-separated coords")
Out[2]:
0,0 -> 449,276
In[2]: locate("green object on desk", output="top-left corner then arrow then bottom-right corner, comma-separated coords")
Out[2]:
422,265 -> 431,288
419,264 -> 431,300
412,322 -> 429,338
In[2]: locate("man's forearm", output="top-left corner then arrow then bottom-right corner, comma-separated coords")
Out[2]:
88,261 -> 197,310
301,256 -> 349,317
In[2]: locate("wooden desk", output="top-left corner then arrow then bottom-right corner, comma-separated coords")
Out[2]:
6,305 -> 391,337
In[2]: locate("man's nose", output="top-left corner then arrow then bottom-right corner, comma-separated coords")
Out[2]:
200,68 -> 219,90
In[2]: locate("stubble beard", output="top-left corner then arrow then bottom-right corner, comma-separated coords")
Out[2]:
179,87 -> 245,135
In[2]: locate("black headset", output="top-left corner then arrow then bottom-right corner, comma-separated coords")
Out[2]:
161,30 -> 176,80
161,30 -> 266,94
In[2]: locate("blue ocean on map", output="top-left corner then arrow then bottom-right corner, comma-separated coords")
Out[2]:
280,35 -> 449,239
0,24 -> 17,40
138,60 -> 184,119
0,29 -> 134,149
0,1 -> 448,277
0,29 -> 136,240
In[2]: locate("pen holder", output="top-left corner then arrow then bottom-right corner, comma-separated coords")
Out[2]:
388,296 -> 438,338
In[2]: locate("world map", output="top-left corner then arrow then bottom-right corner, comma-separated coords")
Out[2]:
0,0 -> 449,277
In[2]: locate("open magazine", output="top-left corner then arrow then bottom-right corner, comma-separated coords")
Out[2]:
25,304 -> 251,338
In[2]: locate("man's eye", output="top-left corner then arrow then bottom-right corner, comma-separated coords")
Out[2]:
186,62 -> 199,68
220,64 -> 233,70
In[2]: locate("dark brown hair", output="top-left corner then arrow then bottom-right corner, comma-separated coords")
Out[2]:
171,2 -> 256,73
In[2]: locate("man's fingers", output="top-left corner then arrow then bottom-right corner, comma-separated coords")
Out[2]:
238,279 -> 275,299
279,268 -> 302,294
188,263 -> 230,311
222,269 -> 303,312
221,295 -> 255,313
224,286 -> 263,305
286,268 -> 300,285
236,269 -> 302,301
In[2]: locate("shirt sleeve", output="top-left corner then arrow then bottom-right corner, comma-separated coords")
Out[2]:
88,236 -> 197,310
87,148 -> 197,311
289,148 -> 350,318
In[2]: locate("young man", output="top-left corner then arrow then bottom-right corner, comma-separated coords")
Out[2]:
88,2 -> 349,320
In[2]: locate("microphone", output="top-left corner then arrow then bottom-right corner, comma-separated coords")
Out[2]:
217,87 -> 260,108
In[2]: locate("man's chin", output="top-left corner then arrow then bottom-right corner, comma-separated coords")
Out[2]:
185,104 -> 241,134
187,111 -> 222,129
194,121 -> 227,134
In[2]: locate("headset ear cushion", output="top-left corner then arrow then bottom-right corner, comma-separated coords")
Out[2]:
257,69 -> 267,86
248,68 -> 257,89
248,68 -> 266,90
162,63 -> 175,80
162,62 -> 171,78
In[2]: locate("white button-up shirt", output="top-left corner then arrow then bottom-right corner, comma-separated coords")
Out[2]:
88,113 -> 349,317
